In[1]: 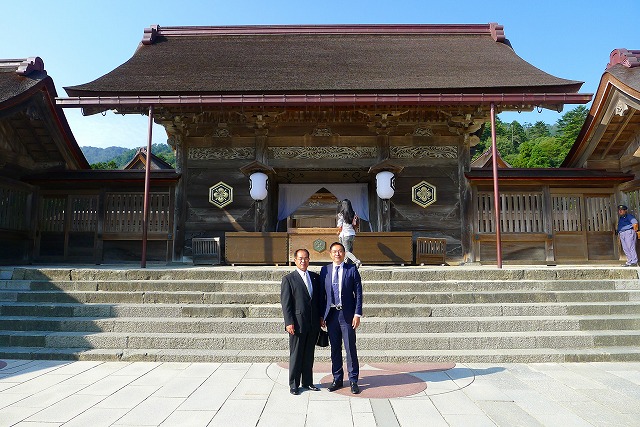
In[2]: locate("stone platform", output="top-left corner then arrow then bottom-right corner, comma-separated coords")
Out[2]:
0,264 -> 639,363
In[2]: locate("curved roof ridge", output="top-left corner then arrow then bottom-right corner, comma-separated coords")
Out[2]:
0,57 -> 46,76
142,23 -> 506,45
607,49 -> 640,69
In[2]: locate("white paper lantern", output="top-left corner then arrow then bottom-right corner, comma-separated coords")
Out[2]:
249,172 -> 268,201
376,171 -> 395,199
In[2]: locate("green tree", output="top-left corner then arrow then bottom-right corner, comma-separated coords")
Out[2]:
157,151 -> 176,167
90,160 -> 118,170
556,105 -> 588,149
472,107 -> 588,167
473,119 -> 509,160
508,121 -> 527,148
527,121 -> 551,140
480,117 -> 508,140
513,137 -> 564,168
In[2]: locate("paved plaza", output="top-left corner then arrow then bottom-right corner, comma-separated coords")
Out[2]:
0,359 -> 639,426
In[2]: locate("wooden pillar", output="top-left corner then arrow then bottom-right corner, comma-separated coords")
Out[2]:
171,133 -> 187,262
95,188 -> 105,264
255,128 -> 268,163
460,136 -> 473,263
255,128 -> 269,231
377,131 -> 390,232
490,103 -> 503,268
27,186 -> 38,264
380,199 -> 391,232
141,105 -> 154,268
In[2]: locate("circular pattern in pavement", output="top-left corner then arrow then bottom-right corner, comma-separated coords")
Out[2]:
320,369 -> 426,398
276,361 -> 458,398
369,362 -> 456,373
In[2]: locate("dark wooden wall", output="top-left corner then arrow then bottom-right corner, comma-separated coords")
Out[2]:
174,108 -> 473,262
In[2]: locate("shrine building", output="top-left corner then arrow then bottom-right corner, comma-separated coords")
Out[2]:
6,24 -> 639,265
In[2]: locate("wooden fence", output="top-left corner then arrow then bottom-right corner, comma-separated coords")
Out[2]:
0,185 -> 30,231
476,192 -> 545,233
105,192 -> 171,236
36,191 -> 173,262
474,190 -> 616,263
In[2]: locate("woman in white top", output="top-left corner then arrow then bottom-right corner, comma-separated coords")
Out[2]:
336,199 -> 362,268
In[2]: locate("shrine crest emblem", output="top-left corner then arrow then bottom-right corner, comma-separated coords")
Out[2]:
412,181 -> 437,208
313,239 -> 326,253
209,182 -> 233,208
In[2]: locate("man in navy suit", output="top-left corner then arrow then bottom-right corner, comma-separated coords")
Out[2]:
320,241 -> 363,394
281,248 -> 324,395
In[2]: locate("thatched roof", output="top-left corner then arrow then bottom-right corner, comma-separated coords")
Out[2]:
66,24 -> 583,97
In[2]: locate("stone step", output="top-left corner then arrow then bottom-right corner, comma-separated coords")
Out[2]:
0,302 -> 434,318
0,314 -> 638,334
4,289 -> 639,305
18,279 -> 640,293
10,266 -> 640,282
0,269 -> 14,280
1,345 -> 640,363
4,300 -> 640,318
2,330 -> 640,351
430,301 -> 640,316
2,266 -> 639,364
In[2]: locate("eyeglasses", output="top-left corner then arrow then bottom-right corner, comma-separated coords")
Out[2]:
295,257 -> 310,261
330,250 -> 344,254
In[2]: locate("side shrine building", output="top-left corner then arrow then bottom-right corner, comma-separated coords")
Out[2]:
5,24 -> 639,266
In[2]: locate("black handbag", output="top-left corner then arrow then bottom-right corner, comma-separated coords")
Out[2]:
316,328 -> 329,347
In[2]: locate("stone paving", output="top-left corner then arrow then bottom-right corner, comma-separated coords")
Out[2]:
1,359 -> 640,426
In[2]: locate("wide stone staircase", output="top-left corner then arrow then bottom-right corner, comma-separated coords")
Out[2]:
1,266 -> 640,363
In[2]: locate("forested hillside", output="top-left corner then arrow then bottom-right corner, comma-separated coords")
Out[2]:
81,146 -> 128,165
82,144 -> 176,169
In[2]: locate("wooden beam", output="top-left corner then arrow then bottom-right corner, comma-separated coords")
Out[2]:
600,109 -> 635,159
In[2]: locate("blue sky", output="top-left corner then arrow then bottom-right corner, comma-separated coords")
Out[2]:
3,0 -> 639,148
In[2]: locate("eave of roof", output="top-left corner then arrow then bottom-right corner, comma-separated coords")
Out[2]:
56,92 -> 592,109
465,168 -> 633,183
24,169 -> 180,183
562,50 -> 640,168
0,58 -> 90,170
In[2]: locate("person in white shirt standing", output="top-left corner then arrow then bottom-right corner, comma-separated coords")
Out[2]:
336,199 -> 362,268
280,248 -> 325,395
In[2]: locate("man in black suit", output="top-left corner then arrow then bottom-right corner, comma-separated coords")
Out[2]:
320,242 -> 363,394
280,248 -> 324,395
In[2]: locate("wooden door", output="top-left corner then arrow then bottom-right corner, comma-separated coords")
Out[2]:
552,193 -> 615,261
584,195 -> 615,260
36,195 -> 98,261
552,194 -> 588,261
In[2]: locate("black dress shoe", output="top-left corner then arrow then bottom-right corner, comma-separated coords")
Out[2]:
327,380 -> 343,392
302,384 -> 320,391
350,382 -> 360,394
290,387 -> 299,395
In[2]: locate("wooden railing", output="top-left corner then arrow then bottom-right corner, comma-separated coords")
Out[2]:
71,196 -> 99,232
585,196 -> 613,232
104,192 -> 171,236
36,191 -> 173,261
39,197 -> 66,233
476,192 -> 545,233
0,184 -> 30,231
624,189 -> 640,219
552,195 -> 582,232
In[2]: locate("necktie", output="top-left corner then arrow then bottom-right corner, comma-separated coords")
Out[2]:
332,266 -> 340,306
305,272 -> 313,298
